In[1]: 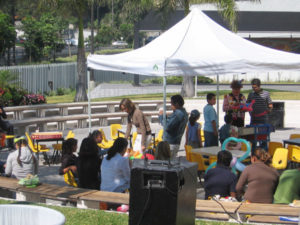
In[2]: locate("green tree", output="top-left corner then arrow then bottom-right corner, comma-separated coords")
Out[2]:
95,24 -> 116,46
0,12 -> 16,66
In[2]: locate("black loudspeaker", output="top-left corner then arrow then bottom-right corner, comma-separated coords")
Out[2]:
269,102 -> 285,129
129,159 -> 198,225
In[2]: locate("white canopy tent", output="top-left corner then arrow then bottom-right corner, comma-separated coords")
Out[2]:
87,8 -> 300,131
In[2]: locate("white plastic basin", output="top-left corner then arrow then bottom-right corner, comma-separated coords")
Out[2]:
0,204 -> 65,225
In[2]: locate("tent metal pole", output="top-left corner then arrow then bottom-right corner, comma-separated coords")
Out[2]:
163,76 -> 167,129
216,74 -> 219,128
194,76 -> 197,98
87,69 -> 91,134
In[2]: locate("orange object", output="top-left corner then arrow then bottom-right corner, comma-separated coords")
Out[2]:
0,133 -> 5,147
31,132 -> 63,140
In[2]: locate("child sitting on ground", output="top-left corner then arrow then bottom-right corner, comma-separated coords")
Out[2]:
219,115 -> 232,145
204,150 -> 237,199
225,126 -> 242,150
185,109 -> 203,148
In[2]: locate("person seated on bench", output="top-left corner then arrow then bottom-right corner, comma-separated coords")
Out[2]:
155,141 -> 171,160
204,151 -> 237,199
236,148 -> 279,203
5,136 -> 38,179
77,131 -> 102,190
59,138 -> 78,177
273,168 -> 300,204
101,138 -> 130,193
225,126 -> 242,150
0,105 -> 14,149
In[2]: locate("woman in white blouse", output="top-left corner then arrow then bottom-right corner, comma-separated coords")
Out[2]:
100,137 -> 130,192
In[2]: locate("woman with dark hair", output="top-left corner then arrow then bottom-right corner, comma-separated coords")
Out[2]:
77,133 -> 101,190
223,80 -> 246,127
119,98 -> 152,154
236,148 -> 279,203
155,141 -> 171,160
5,136 -> 38,179
204,151 -> 237,199
59,138 -> 78,176
101,137 -> 130,192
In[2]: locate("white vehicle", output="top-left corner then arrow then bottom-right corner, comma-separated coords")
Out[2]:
112,41 -> 128,47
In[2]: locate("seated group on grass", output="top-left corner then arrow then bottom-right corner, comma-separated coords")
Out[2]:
204,148 -> 300,204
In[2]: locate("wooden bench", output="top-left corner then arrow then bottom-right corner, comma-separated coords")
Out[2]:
2,177 -> 297,224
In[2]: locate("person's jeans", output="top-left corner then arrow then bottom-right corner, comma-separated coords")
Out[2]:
204,131 -> 218,147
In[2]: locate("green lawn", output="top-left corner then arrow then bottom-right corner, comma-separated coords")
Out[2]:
0,199 -> 237,225
46,88 -> 300,104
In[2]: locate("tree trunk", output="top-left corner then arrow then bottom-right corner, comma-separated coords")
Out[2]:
181,76 -> 194,97
133,22 -> 139,86
74,13 -> 88,102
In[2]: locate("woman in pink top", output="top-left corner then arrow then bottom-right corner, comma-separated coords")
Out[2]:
236,148 -> 279,203
223,80 -> 246,127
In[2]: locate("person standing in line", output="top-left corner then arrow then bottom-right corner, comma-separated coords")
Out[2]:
223,80 -> 246,127
159,95 -> 188,159
0,105 -> 14,149
247,78 -> 273,150
203,93 -> 218,147
185,109 -> 203,148
247,78 -> 273,125
119,98 -> 152,154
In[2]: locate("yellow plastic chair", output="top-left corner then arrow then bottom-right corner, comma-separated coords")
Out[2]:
64,170 -> 78,187
98,129 -> 114,149
66,130 -> 75,139
200,130 -> 205,144
209,155 -> 217,166
271,147 -> 288,170
268,141 -> 283,156
287,145 -> 300,163
184,145 -> 193,162
190,152 -> 210,183
241,141 -> 252,152
25,132 -> 51,165
154,129 -> 164,146
110,124 -> 124,140
289,134 -> 300,139
131,132 -> 138,147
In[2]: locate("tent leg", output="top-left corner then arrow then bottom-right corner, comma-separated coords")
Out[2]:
87,69 -> 91,134
216,74 -> 219,128
163,76 -> 167,129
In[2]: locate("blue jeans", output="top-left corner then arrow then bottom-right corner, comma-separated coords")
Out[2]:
204,131 -> 218,147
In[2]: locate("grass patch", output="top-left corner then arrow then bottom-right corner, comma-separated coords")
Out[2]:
0,199 -> 237,225
46,87 -> 300,104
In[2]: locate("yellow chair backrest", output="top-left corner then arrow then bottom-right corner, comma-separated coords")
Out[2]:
66,130 -> 75,139
287,145 -> 300,162
268,141 -> 283,156
64,170 -> 78,187
209,155 -> 217,165
185,145 -> 192,161
25,132 -> 37,153
156,129 -> 164,142
190,152 -> 209,171
272,147 -> 288,170
99,129 -> 108,142
200,130 -> 205,143
289,134 -> 300,139
241,141 -> 252,152
110,124 -> 123,140
132,132 -> 138,146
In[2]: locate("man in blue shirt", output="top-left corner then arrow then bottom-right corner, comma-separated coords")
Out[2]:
159,95 -> 188,159
203,93 -> 218,147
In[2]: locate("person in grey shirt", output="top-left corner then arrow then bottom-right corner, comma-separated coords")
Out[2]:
5,136 -> 38,179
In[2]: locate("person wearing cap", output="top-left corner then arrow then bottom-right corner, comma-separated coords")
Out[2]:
185,109 -> 203,148
5,136 -> 38,179
223,80 -> 247,127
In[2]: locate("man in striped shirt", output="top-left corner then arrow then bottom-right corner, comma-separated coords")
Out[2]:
247,78 -> 273,125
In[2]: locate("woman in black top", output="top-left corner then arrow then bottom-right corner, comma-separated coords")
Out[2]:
77,131 -> 102,189
59,138 -> 78,176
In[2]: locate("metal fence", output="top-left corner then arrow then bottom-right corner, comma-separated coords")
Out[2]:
0,63 -> 153,94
